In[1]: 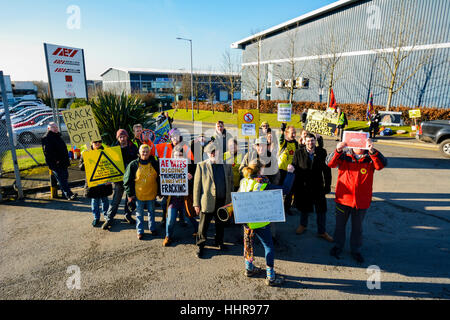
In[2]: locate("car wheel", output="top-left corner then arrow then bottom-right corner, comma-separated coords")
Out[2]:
439,139 -> 450,159
19,132 -> 36,145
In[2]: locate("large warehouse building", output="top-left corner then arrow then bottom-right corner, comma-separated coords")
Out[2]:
101,68 -> 240,103
232,0 -> 449,109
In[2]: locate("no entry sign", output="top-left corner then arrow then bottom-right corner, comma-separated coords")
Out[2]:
238,109 -> 259,139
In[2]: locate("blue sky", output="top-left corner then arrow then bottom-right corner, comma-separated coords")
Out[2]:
0,0 -> 335,81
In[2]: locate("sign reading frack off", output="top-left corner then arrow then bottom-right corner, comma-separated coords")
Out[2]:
238,109 -> 259,139
83,146 -> 125,188
62,105 -> 101,146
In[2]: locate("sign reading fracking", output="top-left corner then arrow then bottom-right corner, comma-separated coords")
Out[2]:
83,146 -> 125,188
159,158 -> 188,196
62,105 -> 101,146
305,109 -> 339,137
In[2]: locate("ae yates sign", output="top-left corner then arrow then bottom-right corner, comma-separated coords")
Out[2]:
44,43 -> 87,99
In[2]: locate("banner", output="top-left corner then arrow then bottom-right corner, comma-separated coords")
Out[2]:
238,109 -> 259,139
83,146 -> 125,188
61,105 -> 101,146
343,131 -> 370,150
154,119 -> 171,144
160,158 -> 188,196
379,111 -> 403,126
44,43 -> 87,99
305,109 -> 339,137
231,189 -> 285,224
277,103 -> 292,122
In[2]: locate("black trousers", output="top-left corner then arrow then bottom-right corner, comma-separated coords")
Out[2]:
334,203 -> 367,254
196,198 -> 226,247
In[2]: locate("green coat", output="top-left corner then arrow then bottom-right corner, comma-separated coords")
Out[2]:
123,157 -> 160,198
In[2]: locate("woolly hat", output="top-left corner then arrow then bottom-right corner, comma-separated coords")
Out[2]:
116,129 -> 129,138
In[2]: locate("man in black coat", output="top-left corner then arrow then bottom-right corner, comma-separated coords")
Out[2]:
41,122 -> 77,200
292,133 -> 333,242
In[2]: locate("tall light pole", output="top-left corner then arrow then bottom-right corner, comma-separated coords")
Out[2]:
176,37 -> 194,121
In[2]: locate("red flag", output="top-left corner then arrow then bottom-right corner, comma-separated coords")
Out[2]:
329,88 -> 337,111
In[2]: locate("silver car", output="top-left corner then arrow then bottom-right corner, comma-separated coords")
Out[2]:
11,114 -> 69,146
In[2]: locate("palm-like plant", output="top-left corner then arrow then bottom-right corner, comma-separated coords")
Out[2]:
90,92 -> 148,146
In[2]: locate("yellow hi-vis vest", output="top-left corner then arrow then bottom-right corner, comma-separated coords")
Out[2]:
224,151 -> 243,188
238,178 -> 270,230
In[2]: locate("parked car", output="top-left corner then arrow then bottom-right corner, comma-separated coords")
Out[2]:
10,107 -> 52,124
13,112 -> 56,128
0,102 -> 47,120
417,120 -> 450,158
11,114 -> 69,146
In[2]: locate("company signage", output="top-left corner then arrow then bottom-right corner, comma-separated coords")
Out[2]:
44,43 -> 87,99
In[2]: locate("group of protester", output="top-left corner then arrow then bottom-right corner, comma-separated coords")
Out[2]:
41,116 -> 387,287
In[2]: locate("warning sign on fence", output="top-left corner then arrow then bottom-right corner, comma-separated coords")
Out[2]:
83,146 -> 125,188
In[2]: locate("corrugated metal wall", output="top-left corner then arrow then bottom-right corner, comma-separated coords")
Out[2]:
240,0 -> 450,109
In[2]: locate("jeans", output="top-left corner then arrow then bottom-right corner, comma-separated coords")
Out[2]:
136,199 -> 156,234
105,182 -> 131,221
52,167 -> 73,199
166,206 -> 199,238
91,197 -> 109,220
334,203 -> 367,254
244,224 -> 274,268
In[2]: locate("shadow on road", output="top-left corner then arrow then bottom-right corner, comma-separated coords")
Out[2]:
384,157 -> 450,169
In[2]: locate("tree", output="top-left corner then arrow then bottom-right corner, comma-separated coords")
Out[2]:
220,50 -> 241,113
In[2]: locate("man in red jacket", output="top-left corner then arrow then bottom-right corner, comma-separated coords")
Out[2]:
326,138 -> 387,263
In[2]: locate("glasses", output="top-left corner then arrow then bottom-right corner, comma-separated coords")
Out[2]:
93,141 -> 102,144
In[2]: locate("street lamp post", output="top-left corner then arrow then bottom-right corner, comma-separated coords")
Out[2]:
176,37 -> 194,122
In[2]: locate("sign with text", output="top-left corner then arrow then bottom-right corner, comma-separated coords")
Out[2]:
44,43 -> 87,99
62,105 -> 101,146
408,109 -> 421,118
231,189 -> 285,224
343,131 -> 370,150
238,109 -> 259,139
305,109 -> 339,137
83,146 -> 125,188
160,158 -> 188,196
277,103 -> 292,122
379,111 -> 403,126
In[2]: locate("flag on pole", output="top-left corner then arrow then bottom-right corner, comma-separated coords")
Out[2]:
328,88 -> 337,112
366,93 -> 375,120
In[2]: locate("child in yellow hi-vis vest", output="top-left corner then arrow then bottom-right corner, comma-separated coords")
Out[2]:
239,160 -> 295,287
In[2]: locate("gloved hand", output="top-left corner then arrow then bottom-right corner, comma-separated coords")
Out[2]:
324,185 -> 331,195
281,123 -> 287,132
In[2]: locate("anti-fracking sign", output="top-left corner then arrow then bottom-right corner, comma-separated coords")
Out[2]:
44,43 -> 87,99
61,105 -> 101,146
83,146 -> 125,188
159,158 -> 188,196
305,109 -> 339,137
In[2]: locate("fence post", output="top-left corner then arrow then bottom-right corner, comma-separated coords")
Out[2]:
0,71 -> 24,199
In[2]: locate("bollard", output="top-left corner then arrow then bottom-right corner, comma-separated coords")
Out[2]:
49,170 -> 58,199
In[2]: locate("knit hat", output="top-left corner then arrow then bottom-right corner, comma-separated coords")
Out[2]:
169,128 -> 180,137
116,129 -> 129,139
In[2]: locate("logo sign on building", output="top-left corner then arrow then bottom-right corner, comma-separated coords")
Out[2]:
305,109 -> 339,137
231,189 -> 285,224
238,109 -> 259,139
83,146 -> 125,188
343,131 -> 370,150
379,111 -> 403,127
408,109 -> 421,119
61,105 -> 101,146
160,158 -> 188,196
277,103 -> 292,122
44,43 -> 87,99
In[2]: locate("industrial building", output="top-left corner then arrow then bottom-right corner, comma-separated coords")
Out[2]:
232,0 -> 449,109
101,68 -> 240,103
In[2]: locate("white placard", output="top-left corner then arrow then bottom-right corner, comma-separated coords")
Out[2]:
231,189 -> 285,224
241,123 -> 256,136
44,43 -> 87,99
278,103 -> 292,122
159,158 -> 188,196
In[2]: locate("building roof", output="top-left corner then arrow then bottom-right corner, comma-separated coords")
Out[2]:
100,67 -> 238,78
231,0 -> 360,49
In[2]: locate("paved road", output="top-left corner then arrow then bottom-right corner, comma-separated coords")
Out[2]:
0,122 -> 449,300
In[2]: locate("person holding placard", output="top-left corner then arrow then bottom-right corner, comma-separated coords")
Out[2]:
326,139 -> 387,263
292,133 -> 333,242
336,107 -> 348,142
239,160 -> 295,287
124,144 -> 161,240
79,140 -> 113,227
278,123 -> 298,215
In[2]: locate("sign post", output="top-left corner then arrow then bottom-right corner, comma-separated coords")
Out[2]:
238,109 -> 259,154
409,109 -> 421,131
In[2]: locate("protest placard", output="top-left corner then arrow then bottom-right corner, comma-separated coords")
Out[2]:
61,105 -> 101,146
409,109 -> 421,118
83,146 -> 125,188
343,131 -> 370,150
305,109 -> 339,137
160,158 -> 188,196
154,119 -> 171,144
277,103 -> 292,122
231,189 -> 285,224
379,111 -> 403,126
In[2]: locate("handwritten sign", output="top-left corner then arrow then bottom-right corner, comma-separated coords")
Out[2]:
305,109 -> 339,137
231,189 -> 285,224
409,109 -> 421,119
61,105 -> 101,146
160,158 -> 188,196
343,131 -> 370,150
277,103 -> 292,122
83,146 -> 125,188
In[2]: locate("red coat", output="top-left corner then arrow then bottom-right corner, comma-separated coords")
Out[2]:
326,149 -> 387,209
